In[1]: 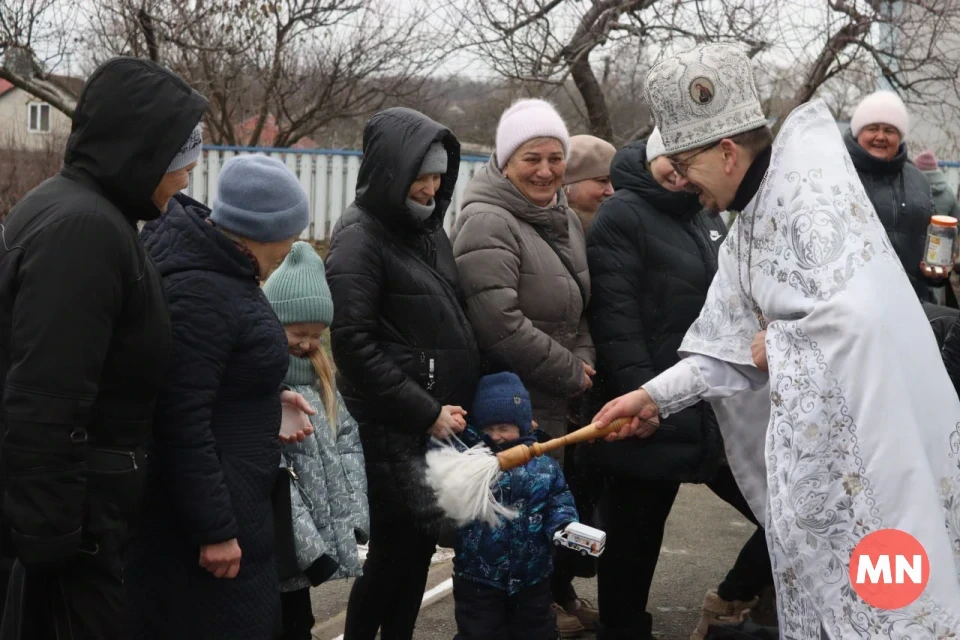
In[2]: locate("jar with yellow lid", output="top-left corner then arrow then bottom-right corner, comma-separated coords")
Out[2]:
924,215 -> 958,268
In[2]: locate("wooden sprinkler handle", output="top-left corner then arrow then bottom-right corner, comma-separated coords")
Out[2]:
496,418 -> 632,471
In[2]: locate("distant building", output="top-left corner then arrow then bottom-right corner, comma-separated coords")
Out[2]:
0,75 -> 82,152
233,114 -> 318,149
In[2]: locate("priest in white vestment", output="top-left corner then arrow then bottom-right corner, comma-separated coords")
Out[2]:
594,43 -> 960,639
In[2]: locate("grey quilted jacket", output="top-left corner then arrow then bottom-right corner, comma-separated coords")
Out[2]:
452,156 -> 595,440
280,379 -> 370,592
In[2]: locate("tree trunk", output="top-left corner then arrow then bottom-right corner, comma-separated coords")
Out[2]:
773,17 -> 871,134
564,47 -> 614,141
137,9 -> 160,62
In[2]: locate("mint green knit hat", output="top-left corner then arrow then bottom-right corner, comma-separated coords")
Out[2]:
263,242 -> 334,326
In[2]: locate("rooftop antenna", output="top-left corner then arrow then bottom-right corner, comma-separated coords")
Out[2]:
64,51 -> 73,77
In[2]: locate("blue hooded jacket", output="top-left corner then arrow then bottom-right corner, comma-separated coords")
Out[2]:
451,426 -> 579,594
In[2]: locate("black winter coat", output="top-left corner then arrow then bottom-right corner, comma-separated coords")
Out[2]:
923,301 -> 958,349
580,140 -> 726,483
129,196 -> 290,639
326,108 -> 481,528
844,131 -> 939,302
0,58 -> 205,567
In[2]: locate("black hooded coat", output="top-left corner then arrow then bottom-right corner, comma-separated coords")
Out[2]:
0,57 -> 206,569
579,140 -> 727,483
325,108 -> 481,528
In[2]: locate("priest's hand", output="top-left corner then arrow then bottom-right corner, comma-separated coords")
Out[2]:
592,389 -> 660,441
751,330 -> 768,372
921,262 -> 952,280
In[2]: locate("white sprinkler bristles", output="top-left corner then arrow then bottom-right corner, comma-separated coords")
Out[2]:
425,439 -> 518,529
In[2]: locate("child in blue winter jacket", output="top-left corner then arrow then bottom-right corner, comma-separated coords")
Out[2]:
453,372 -> 580,640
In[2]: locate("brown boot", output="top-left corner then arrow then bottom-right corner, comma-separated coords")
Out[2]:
561,598 -> 599,631
689,590 -> 757,640
552,602 -> 586,638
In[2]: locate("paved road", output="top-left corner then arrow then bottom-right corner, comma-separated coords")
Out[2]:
310,484 -> 756,640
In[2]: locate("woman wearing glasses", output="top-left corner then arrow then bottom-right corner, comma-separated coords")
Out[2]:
582,128 -> 775,640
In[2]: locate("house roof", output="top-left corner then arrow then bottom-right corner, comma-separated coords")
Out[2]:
235,114 -> 317,149
0,79 -> 13,98
49,75 -> 83,97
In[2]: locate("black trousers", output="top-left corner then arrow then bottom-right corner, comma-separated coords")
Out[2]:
280,588 -> 315,640
343,512 -> 437,640
597,466 -> 773,638
0,532 -> 130,640
453,577 -> 558,640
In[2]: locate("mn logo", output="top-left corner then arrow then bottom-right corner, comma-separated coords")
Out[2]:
849,529 -> 929,609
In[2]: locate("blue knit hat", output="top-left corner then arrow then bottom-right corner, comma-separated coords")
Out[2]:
210,154 -> 310,242
263,241 -> 333,326
471,372 -> 532,435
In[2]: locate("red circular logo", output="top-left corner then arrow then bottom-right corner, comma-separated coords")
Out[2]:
849,529 -> 929,609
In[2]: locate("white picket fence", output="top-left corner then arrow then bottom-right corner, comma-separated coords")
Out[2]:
186,146 -> 489,242
187,146 -> 960,243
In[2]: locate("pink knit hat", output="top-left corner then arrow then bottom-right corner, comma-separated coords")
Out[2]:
495,99 -> 570,170
915,150 -> 938,172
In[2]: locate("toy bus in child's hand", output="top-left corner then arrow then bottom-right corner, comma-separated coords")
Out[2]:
553,522 -> 606,557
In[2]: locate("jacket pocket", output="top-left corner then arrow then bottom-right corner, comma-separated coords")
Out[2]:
84,446 -> 146,536
3,445 -> 87,566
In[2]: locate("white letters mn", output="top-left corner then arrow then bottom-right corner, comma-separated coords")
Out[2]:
856,555 -> 923,585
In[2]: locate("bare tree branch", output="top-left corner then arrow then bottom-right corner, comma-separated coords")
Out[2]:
0,0 -> 81,116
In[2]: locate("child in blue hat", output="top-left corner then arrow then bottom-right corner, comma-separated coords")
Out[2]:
452,372 -> 581,640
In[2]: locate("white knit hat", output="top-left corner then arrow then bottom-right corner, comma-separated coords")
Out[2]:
495,99 -> 569,170
850,91 -> 910,139
646,127 -> 666,162
644,43 -> 767,155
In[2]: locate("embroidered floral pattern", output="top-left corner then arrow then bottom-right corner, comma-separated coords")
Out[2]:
681,100 -> 960,638
643,358 -> 709,417
644,43 -> 768,155
766,325 -> 960,639
945,423 -> 960,567
679,224 -> 761,365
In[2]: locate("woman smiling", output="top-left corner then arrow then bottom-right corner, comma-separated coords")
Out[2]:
451,98 -> 597,636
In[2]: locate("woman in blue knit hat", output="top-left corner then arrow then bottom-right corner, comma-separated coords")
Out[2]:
129,154 -> 316,639
264,242 -> 370,640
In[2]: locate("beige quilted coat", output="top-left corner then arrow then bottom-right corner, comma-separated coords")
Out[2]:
452,156 -> 595,440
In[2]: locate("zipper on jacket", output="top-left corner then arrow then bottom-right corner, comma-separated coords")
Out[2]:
420,352 -> 436,391
892,175 -> 899,241
286,465 -> 315,510
92,448 -> 139,471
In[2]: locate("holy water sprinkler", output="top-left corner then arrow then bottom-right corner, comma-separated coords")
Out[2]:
425,418 -> 631,528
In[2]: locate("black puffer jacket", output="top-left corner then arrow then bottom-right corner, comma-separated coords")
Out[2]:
844,131 -> 938,302
129,195 -> 289,639
580,140 -> 726,482
0,58 -> 204,567
924,301 -> 958,349
326,108 -> 480,527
